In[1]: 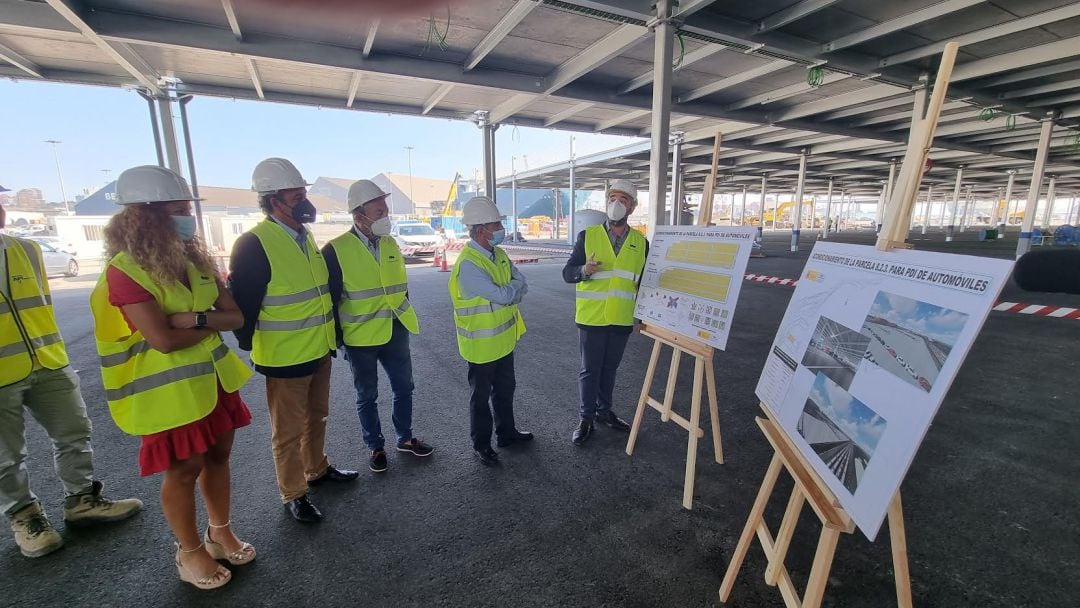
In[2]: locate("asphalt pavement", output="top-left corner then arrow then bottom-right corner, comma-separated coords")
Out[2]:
3,228 -> 1078,607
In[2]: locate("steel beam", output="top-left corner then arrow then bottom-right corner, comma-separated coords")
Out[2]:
1042,176 -> 1057,228
771,84 -> 905,122
758,0 -> 842,33
791,150 -> 807,251
422,83 -> 454,115
244,57 -> 264,99
465,0 -> 537,71
0,39 -> 42,78
545,24 -> 645,94
881,4 -> 1080,67
596,109 -> 650,131
978,59 -> 1080,88
544,102 -> 594,126
346,71 -> 362,108
823,0 -> 985,53
43,0 -> 161,95
363,19 -> 379,58
953,36 -> 1080,82
489,93 -> 535,123
617,43 -> 725,94
1000,78 -> 1080,100
727,72 -> 851,110
1027,91 -> 1080,109
221,0 -> 242,41
679,59 -> 793,103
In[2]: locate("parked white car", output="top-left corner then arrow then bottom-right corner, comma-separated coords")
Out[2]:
391,221 -> 444,258
34,240 -> 79,277
29,236 -> 78,256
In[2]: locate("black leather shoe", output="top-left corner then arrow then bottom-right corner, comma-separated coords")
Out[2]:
596,411 -> 631,432
572,420 -> 593,446
474,447 -> 500,466
309,465 -> 359,485
496,430 -> 534,447
286,495 -> 323,523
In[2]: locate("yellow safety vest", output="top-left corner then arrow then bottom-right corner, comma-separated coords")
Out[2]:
0,236 -> 69,387
448,245 -> 526,364
328,230 -> 419,347
249,219 -> 335,367
90,253 -> 253,436
576,225 -> 647,326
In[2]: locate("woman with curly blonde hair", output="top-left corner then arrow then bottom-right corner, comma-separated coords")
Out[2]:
90,165 -> 255,590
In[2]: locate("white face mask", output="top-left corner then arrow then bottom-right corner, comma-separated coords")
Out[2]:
369,216 -> 392,236
607,199 -> 627,222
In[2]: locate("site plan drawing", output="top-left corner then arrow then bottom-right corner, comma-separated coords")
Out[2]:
755,242 -> 1013,539
635,226 -> 757,350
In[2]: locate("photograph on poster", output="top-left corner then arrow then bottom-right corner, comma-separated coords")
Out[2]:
798,373 -> 888,495
860,291 -> 969,393
800,316 -> 871,390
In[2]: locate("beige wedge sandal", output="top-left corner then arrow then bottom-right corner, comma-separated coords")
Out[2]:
175,542 -> 232,590
204,520 -> 256,566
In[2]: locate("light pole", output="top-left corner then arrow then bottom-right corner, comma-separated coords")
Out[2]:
404,145 -> 414,217
44,140 -> 69,214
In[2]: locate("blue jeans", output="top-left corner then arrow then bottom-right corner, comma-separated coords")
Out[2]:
345,321 -> 415,451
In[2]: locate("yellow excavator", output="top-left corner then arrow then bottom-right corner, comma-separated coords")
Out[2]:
746,200 -> 818,228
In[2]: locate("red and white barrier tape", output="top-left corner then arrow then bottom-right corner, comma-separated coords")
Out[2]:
992,302 -> 1080,319
740,275 -> 1080,321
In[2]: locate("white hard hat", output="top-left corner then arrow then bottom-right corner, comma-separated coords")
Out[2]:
251,157 -> 310,194
115,165 -> 200,205
462,196 -> 505,226
608,179 -> 638,202
347,179 -> 389,213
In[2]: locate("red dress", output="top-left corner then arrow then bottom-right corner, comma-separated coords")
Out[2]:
106,266 -> 252,476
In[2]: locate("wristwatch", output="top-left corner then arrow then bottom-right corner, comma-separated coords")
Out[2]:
195,311 -> 208,329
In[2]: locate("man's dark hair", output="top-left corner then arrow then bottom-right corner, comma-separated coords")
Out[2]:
258,191 -> 278,214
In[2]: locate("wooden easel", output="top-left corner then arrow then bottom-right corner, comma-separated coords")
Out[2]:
718,408 -> 912,608
626,324 -> 722,510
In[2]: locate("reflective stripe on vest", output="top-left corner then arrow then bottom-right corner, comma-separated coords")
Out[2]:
249,220 -> 336,366
575,225 -> 647,327
329,231 -> 419,347
0,236 -> 69,387
447,245 -> 526,364
90,253 -> 253,436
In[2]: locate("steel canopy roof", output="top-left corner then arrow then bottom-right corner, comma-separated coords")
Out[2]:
1,0 -> 1079,194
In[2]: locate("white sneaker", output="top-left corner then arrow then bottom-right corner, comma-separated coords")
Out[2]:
63,481 -> 143,526
10,502 -> 64,558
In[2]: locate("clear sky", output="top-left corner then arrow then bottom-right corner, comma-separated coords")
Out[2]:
1,79 -> 641,202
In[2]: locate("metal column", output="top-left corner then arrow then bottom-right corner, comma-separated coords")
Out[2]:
177,95 -> 206,244
739,185 -> 748,226
474,111 -> 498,200
157,96 -> 182,172
790,150 -> 808,252
1000,169 -> 1016,238
947,166 -> 963,242
669,132 -> 684,225
568,157 -> 577,243
757,174 -> 767,240
646,0 -> 675,238
552,188 -> 560,240
138,91 -> 165,167
959,185 -> 972,232
822,178 -> 833,239
1041,176 -> 1056,228
1018,116 -> 1055,257
511,157 -> 518,243
878,158 -> 897,233
921,185 -> 933,235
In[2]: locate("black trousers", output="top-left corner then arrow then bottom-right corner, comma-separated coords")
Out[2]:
467,352 -> 517,450
578,327 -> 631,421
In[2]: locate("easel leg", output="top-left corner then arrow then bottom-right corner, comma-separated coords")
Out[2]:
888,493 -> 914,608
705,362 -> 723,464
719,455 -> 783,602
764,486 -> 806,586
627,339 -> 662,456
681,357 -> 705,510
802,526 -> 842,608
661,349 -> 682,422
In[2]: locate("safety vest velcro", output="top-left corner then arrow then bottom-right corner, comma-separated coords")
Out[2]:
249,219 -> 336,366
576,225 -> 647,326
90,252 -> 253,436
328,231 -> 419,347
448,245 -> 525,364
0,236 -> 69,387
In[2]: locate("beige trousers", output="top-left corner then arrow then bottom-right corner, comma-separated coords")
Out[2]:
264,355 -> 332,502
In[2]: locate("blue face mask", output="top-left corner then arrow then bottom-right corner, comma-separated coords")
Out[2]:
489,228 -> 505,246
172,215 -> 197,241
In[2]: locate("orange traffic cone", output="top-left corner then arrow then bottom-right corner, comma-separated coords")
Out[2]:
432,250 -> 442,268
439,251 -> 451,272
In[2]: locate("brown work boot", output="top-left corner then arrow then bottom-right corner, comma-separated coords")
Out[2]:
63,481 -> 143,527
10,502 -> 64,558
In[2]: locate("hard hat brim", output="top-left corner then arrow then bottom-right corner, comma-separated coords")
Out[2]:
116,197 -> 206,205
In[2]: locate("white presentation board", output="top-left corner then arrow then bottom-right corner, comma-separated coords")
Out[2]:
634,226 -> 757,350
755,242 -> 1013,539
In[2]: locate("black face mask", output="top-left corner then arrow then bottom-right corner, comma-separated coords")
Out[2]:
278,197 -> 317,224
